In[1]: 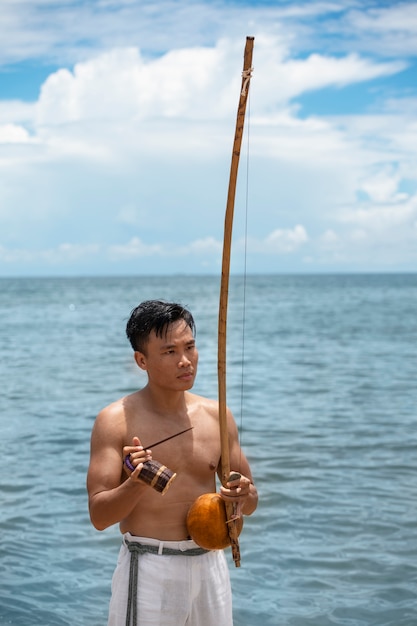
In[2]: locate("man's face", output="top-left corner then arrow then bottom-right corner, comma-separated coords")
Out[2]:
135,320 -> 198,391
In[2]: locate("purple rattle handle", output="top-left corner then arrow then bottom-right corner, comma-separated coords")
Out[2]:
124,454 -> 135,472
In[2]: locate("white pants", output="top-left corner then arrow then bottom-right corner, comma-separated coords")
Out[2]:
108,533 -> 233,626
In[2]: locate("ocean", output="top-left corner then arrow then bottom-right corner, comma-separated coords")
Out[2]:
0,274 -> 416,625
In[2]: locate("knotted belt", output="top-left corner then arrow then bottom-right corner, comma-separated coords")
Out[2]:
124,539 -> 209,626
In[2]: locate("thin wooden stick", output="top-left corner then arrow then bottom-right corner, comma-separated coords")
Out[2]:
144,427 -> 194,450
218,36 -> 254,568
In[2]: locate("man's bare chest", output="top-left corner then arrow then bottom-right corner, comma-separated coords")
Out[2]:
124,411 -> 221,476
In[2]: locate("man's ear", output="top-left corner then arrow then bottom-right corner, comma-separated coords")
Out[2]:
134,351 -> 147,370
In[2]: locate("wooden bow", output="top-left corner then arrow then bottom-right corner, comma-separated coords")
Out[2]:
218,36 -> 254,568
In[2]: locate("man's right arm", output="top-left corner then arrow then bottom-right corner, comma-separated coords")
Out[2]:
86,406 -> 147,531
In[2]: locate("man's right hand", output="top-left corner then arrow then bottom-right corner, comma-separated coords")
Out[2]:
123,436 -> 152,480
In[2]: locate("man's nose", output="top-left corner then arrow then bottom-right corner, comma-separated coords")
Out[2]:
179,352 -> 191,366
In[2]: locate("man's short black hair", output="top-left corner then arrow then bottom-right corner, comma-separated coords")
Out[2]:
126,300 -> 196,353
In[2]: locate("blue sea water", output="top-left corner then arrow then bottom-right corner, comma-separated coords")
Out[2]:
0,273 -> 416,626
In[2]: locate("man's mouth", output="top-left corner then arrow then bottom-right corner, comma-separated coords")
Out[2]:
178,371 -> 193,379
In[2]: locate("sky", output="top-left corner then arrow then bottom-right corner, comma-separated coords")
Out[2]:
0,0 -> 416,277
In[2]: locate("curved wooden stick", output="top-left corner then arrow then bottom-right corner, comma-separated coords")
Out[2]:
218,36 -> 254,568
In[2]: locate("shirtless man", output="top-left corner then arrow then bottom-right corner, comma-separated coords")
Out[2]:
87,300 -> 258,626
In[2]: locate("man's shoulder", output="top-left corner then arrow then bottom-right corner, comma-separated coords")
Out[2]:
95,391 -> 140,427
91,391 -> 148,449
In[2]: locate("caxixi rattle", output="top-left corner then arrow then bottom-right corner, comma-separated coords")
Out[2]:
123,426 -> 193,495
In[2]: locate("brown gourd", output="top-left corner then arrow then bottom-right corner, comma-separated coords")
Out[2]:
186,493 -> 243,550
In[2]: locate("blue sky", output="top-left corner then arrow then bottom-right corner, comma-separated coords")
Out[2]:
0,0 -> 416,276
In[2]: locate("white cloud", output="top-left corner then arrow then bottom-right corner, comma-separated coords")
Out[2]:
354,3 -> 417,33
347,3 -> 417,54
246,225 -> 309,254
19,37 -> 408,177
184,237 -> 223,255
33,40 -> 254,129
0,2 -> 416,274
35,49 -> 141,125
43,242 -> 101,263
265,224 -> 308,251
0,242 -> 100,264
313,189 -> 417,267
109,236 -> 222,261
0,123 -> 30,143
257,49 -> 406,105
31,36 -> 406,133
0,244 -> 33,264
320,229 -> 339,244
358,166 -> 407,203
0,1 -> 329,66
109,237 -> 164,259
342,196 -> 417,232
1,0 -> 416,70
0,101 -> 34,124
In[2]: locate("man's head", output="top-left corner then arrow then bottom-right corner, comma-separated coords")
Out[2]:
126,300 -> 196,354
